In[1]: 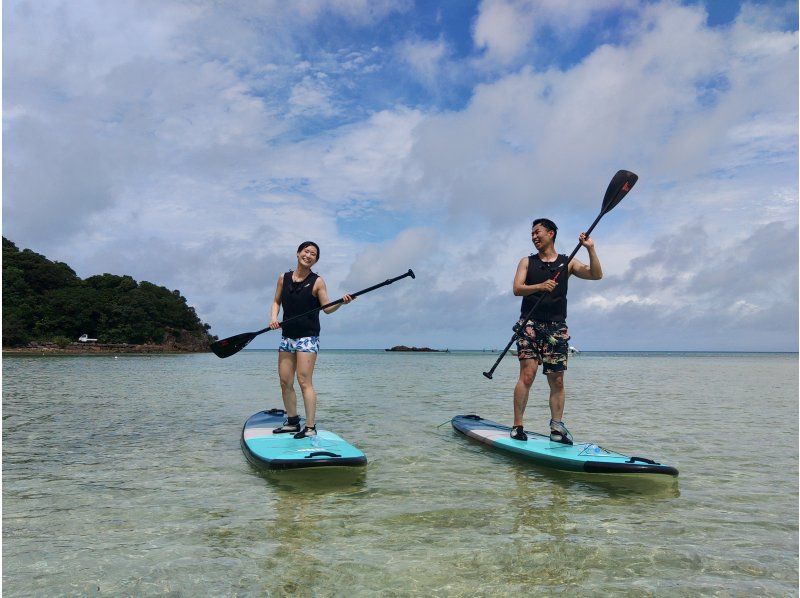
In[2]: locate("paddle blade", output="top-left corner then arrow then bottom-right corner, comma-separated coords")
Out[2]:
601,170 -> 638,214
210,331 -> 258,358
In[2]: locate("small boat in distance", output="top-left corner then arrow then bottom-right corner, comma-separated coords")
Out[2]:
78,334 -> 98,343
569,345 -> 580,355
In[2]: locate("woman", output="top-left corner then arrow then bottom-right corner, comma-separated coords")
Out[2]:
268,241 -> 353,439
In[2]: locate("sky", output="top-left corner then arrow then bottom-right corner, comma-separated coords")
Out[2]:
4,0 -> 798,352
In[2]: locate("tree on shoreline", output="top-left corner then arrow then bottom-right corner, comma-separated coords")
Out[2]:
2,237 -> 215,349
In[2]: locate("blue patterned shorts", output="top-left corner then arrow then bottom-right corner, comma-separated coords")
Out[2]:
279,336 -> 320,354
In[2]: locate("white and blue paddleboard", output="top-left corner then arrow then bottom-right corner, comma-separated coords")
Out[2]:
451,414 -> 678,477
241,409 -> 367,471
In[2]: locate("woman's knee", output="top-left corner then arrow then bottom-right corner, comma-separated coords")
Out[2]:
296,373 -> 314,390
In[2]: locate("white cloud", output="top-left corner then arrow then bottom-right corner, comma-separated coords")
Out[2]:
566,218 -> 798,349
264,108 -> 425,205
473,0 -> 537,65
288,75 -> 338,117
472,0 -> 633,66
290,0 -> 412,25
343,227 -> 438,289
397,2 -> 797,230
3,0 -> 796,351
397,37 -> 449,86
582,294 -> 661,310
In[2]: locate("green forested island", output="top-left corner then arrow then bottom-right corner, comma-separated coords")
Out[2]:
3,237 -> 215,351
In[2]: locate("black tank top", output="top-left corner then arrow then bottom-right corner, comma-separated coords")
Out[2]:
520,254 -> 569,322
280,271 -> 321,338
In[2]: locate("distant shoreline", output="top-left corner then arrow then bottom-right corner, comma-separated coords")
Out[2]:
3,342 -> 209,355
4,346 -> 795,356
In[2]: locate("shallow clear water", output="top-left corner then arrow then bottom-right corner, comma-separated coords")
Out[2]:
3,351 -> 798,596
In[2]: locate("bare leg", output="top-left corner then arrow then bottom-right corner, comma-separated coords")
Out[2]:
513,359 -> 539,427
296,352 -> 318,427
546,371 -> 565,423
278,352 -> 298,417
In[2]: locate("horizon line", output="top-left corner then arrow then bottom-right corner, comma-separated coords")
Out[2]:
241,348 -> 799,354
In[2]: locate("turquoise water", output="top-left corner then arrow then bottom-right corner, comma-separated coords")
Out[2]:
3,351 -> 798,595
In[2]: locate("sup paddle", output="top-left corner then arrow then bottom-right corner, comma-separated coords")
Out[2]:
482,170 -> 638,379
211,269 -> 416,358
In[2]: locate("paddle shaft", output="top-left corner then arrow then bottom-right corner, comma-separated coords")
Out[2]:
258,269 -> 415,335
482,210 -> 606,379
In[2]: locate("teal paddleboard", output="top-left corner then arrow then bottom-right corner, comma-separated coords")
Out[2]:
241,409 -> 367,470
451,414 -> 678,477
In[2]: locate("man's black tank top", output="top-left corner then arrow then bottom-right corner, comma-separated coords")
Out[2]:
520,254 -> 569,322
280,271 -> 321,338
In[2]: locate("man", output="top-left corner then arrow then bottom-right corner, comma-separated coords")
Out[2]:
510,218 -> 602,444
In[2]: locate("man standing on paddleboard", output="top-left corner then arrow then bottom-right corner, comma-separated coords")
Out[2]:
268,241 -> 354,439
511,219 -> 602,444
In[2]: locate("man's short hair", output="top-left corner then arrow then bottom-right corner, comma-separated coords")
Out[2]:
532,218 -> 558,240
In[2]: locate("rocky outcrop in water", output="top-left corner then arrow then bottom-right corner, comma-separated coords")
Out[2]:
385,345 -> 445,352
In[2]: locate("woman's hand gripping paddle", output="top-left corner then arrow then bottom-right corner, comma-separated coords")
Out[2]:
211,269 -> 416,358
482,170 -> 638,379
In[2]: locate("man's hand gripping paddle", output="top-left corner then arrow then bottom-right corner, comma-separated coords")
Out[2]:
211,269 -> 416,358
482,170 -> 638,379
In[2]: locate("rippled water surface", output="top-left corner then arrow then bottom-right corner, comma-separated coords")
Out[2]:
3,351 -> 798,595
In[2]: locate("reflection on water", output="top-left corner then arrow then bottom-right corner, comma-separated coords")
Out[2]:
512,462 -> 681,500
454,431 -> 681,500
256,466 -> 367,493
2,351 -> 797,595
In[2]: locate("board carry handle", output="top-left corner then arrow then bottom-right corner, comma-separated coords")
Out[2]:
626,456 -> 659,465
305,451 -> 341,458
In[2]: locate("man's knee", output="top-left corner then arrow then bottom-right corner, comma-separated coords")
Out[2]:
520,358 -> 540,382
518,369 -> 536,388
547,373 -> 564,390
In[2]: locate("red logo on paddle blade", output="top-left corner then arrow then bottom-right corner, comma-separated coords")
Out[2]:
622,182 -> 631,192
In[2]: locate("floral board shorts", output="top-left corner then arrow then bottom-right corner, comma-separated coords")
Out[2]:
515,319 -> 570,374
279,336 -> 320,354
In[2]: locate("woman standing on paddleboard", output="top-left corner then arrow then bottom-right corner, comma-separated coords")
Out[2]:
268,241 -> 353,439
